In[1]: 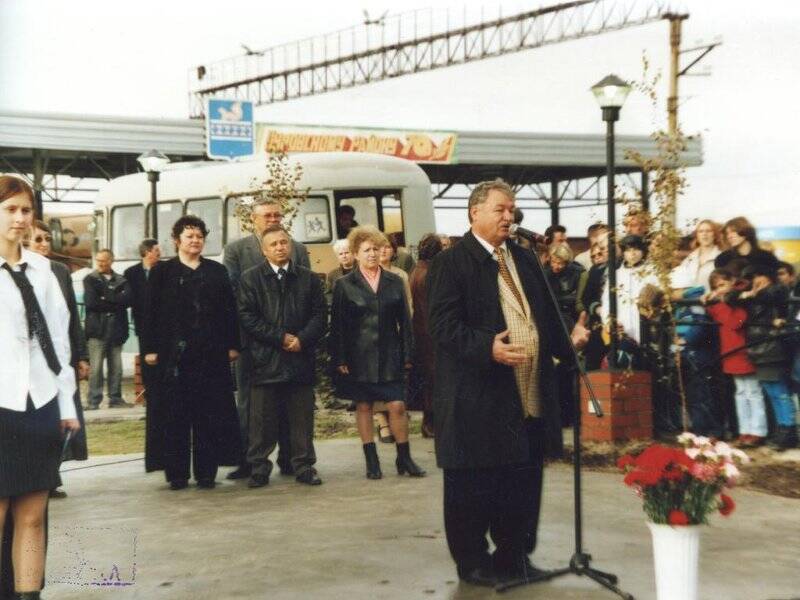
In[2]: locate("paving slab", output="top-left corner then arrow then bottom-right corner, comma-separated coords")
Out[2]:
45,437 -> 799,600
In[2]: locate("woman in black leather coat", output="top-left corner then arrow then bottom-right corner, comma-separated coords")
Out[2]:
329,226 -> 425,480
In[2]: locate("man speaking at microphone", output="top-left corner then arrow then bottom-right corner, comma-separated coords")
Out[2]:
427,179 -> 589,587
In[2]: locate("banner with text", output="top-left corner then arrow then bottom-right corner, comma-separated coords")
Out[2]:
256,124 -> 458,164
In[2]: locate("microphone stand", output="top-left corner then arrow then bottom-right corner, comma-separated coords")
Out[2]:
496,243 -> 634,600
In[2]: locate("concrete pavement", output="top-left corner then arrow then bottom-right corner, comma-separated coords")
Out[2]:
46,437 -> 799,600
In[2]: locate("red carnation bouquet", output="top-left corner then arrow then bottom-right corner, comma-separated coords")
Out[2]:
617,433 -> 749,525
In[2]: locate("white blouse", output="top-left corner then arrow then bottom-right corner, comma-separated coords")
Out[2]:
0,249 -> 76,418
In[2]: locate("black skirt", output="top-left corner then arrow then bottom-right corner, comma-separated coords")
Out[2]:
0,398 -> 63,498
335,379 -> 406,404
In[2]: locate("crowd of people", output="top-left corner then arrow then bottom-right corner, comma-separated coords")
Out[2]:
2,169 -> 799,595
537,210 -> 800,451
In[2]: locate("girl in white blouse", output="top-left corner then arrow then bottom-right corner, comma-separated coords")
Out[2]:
0,176 -> 79,600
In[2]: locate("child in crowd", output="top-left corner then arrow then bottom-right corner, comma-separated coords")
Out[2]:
727,265 -> 798,450
670,284 -> 721,438
600,234 -> 657,344
704,269 -> 767,446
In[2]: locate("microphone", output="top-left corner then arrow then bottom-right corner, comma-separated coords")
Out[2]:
509,224 -> 548,245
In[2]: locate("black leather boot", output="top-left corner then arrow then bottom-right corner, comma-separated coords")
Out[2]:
363,442 -> 382,479
17,592 -> 42,599
395,441 -> 426,477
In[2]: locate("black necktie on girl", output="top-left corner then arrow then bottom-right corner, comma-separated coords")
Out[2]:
2,262 -> 62,375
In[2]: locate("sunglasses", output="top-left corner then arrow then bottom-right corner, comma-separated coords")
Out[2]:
34,235 -> 52,243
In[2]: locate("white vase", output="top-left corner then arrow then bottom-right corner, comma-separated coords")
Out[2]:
647,522 -> 701,600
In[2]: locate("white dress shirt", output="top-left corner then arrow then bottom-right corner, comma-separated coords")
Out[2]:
0,248 -> 77,419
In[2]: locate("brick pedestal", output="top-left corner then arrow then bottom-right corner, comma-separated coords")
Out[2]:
580,370 -> 653,442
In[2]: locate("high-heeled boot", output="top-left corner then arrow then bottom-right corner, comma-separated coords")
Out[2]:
17,592 -> 42,599
395,441 -> 426,477
363,442 -> 383,479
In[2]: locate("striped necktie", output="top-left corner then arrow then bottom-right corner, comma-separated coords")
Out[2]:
494,247 -> 525,312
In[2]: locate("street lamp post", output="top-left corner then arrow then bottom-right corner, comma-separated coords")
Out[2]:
136,150 -> 170,241
591,75 -> 631,370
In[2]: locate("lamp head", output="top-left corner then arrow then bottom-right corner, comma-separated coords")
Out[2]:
591,74 -> 632,110
137,149 -> 170,173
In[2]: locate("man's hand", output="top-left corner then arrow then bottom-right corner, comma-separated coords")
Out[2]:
492,329 -> 528,366
282,333 -> 300,352
337,364 -> 350,375
228,349 -> 240,362
570,311 -> 590,350
144,353 -> 158,366
77,360 -> 90,380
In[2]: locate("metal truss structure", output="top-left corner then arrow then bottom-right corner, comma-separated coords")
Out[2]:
188,0 -> 684,117
431,170 -> 650,223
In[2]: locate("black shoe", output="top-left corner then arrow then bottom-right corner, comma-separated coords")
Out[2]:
169,479 -> 189,491
196,479 -> 216,489
247,474 -> 269,488
49,488 -> 68,499
295,469 -> 323,486
226,465 -> 252,480
363,442 -> 382,480
458,566 -> 496,587
377,424 -> 395,444
396,455 -> 426,477
278,462 -> 295,476
496,558 -> 553,584
108,401 -> 134,408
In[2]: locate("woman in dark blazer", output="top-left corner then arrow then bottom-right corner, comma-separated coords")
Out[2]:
329,226 -> 425,479
141,215 -> 242,490
27,220 -> 89,500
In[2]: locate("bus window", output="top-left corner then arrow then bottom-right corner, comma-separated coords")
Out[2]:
92,210 -> 106,254
111,204 -> 145,260
146,200 -> 182,258
381,193 -> 404,239
286,195 -> 332,244
225,195 -> 250,244
187,197 -> 223,256
334,190 -> 403,240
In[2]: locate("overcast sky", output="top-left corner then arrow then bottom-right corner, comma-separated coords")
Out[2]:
2,0 -> 798,234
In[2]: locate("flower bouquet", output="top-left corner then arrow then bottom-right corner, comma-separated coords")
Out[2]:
617,432 -> 749,525
617,433 -> 750,600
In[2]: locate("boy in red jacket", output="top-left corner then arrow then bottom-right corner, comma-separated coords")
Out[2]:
704,269 -> 767,446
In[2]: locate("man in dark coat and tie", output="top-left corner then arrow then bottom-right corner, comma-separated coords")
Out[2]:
427,179 -> 589,588
223,199 -> 310,479
123,238 -> 161,404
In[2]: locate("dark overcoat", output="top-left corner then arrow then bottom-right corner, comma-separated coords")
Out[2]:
140,257 -> 242,472
237,262 -> 328,385
51,260 -> 88,461
426,231 -> 571,469
407,259 -> 435,412
329,268 -> 412,383
122,262 -> 150,337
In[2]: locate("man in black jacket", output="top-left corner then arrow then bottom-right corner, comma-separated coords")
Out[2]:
238,225 -> 327,487
427,179 -> 589,587
123,238 -> 160,405
83,248 -> 132,409
224,200 -> 310,479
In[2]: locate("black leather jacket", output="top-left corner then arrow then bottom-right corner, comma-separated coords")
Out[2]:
238,262 -> 327,385
83,270 -> 131,345
729,284 -> 790,367
546,261 -> 584,325
329,268 -> 412,383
